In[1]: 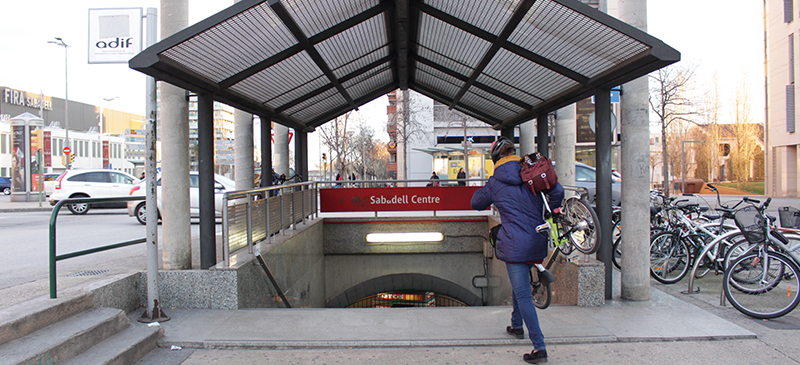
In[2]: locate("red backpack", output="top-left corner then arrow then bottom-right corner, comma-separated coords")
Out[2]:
520,152 -> 557,194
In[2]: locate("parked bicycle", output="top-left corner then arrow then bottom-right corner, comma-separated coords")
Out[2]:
529,193 -> 600,309
723,197 -> 800,319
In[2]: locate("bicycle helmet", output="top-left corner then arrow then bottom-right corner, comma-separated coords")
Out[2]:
490,136 -> 514,164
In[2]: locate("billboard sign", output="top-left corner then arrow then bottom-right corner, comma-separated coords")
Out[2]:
88,8 -> 143,64
319,186 -> 485,212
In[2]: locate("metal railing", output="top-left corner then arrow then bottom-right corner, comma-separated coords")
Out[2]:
49,196 -> 145,298
222,181 -> 318,266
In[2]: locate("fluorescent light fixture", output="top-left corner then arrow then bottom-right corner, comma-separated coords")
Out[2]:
366,232 -> 444,243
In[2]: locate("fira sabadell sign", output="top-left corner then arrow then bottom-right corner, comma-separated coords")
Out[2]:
88,8 -> 143,64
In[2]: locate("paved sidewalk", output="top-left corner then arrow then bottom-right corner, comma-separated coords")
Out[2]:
130,286 -> 753,351
0,194 -> 53,212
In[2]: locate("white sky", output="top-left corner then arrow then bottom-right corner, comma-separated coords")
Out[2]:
0,0 -> 765,167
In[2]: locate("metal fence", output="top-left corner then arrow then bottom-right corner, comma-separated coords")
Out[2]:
222,182 -> 318,266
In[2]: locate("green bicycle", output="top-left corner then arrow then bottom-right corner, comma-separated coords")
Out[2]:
530,193 -> 600,309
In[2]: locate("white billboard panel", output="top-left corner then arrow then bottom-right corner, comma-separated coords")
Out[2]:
88,8 -> 143,64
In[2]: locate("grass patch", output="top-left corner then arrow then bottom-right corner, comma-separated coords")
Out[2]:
716,181 -> 765,195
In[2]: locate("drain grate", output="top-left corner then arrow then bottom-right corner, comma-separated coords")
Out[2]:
66,269 -> 110,277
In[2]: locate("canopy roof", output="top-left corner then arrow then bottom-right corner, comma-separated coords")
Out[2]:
130,0 -> 679,132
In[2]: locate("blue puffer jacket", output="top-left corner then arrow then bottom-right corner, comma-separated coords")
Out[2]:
471,155 -> 564,263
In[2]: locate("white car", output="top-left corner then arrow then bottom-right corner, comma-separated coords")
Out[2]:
42,173 -> 62,196
49,169 -> 141,215
127,172 -> 236,225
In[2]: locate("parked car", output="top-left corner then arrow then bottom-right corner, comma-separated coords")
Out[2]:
127,172 -> 236,225
48,169 -> 140,215
42,173 -> 62,196
0,177 -> 10,195
574,162 -> 622,206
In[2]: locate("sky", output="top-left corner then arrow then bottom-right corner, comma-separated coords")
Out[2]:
0,0 -> 766,165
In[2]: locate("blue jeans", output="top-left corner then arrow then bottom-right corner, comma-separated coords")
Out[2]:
506,262 -> 546,351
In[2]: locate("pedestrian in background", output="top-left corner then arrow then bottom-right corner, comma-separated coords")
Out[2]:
457,167 -> 466,186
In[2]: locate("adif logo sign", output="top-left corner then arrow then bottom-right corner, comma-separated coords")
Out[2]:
88,8 -> 143,64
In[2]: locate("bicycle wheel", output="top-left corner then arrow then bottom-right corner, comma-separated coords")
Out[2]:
612,235 -> 622,270
562,197 -> 600,254
724,251 -> 800,319
530,270 -> 551,309
650,231 -> 691,284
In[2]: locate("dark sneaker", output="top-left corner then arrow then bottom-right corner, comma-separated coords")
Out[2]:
538,269 -> 557,286
523,349 -> 548,363
506,326 -> 524,339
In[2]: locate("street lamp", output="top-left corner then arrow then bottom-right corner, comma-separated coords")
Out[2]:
682,140 -> 705,194
99,97 -> 119,169
48,37 -> 70,168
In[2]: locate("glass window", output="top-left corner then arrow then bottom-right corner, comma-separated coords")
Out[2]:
110,172 -> 134,184
69,172 -> 110,182
189,175 -> 200,188
575,166 -> 595,182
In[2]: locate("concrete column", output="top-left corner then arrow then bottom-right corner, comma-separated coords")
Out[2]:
555,104 -> 576,188
160,0 -> 190,270
618,0 -> 651,300
274,124 -> 290,176
537,113 -> 549,157
519,121 -> 535,156
234,109 -> 254,190
260,118 -> 272,188
595,89 -> 613,300
197,94 -> 216,269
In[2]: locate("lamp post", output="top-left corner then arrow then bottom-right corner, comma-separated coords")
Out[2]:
99,97 -> 119,169
682,140 -> 705,194
48,37 -> 70,169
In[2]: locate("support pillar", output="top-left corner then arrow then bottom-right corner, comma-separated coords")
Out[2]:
295,131 -> 308,181
160,0 -> 190,270
537,113 -> 549,157
519,121 -> 535,156
234,109 -> 254,190
619,0 -> 651,300
260,118 -> 273,187
555,104 -> 576,188
274,124 -> 290,176
197,93 -> 216,269
595,89 -> 613,300
500,127 -> 514,141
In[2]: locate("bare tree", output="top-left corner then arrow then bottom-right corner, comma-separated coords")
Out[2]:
728,77 -> 761,188
318,112 -> 352,179
694,73 -> 723,182
391,89 -> 431,181
649,64 -> 700,197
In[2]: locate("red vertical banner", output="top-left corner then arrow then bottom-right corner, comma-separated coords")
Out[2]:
102,140 -> 110,169
43,131 -> 51,167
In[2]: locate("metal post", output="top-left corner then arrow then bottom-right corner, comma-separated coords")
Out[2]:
223,194 -> 229,266
537,113 -> 549,157
595,89 -> 613,300
141,6 -> 167,323
198,93 -> 216,269
47,38 -> 71,168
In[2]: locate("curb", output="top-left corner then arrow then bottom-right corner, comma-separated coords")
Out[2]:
0,207 -> 53,213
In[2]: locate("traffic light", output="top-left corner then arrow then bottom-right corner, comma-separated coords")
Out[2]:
61,155 -> 66,166
321,153 -> 327,162
69,154 -> 75,164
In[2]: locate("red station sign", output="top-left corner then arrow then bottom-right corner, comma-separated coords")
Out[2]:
319,186 -> 486,212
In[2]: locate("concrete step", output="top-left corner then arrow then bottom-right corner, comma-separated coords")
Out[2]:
0,307 -> 129,365
0,293 -> 93,346
62,324 -> 164,365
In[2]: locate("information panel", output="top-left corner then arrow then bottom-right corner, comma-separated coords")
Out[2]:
320,186 -> 485,212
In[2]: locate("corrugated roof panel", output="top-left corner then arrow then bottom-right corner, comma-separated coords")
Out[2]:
282,0 -> 379,37
342,64 -> 393,100
459,92 -> 516,119
287,89 -> 348,121
415,63 -> 464,99
424,0 -> 521,36
266,75 -> 330,110
418,13 -> 492,71
229,51 -> 323,105
482,48 -> 578,101
416,45 -> 473,78
161,3 -> 297,82
332,45 -> 391,79
508,0 -> 650,78
466,86 -> 526,114
316,15 -> 388,73
460,91 -> 517,121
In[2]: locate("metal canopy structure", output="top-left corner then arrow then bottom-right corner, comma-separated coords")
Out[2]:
130,0 -> 679,132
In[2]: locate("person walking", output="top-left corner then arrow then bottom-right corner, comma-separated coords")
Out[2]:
428,171 -> 440,187
457,167 -> 466,186
470,137 -> 563,364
